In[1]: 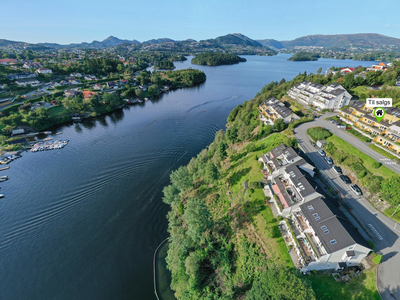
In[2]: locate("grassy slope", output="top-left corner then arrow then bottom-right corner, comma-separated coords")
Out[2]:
308,266 -> 380,300
326,135 -> 397,179
368,144 -> 400,162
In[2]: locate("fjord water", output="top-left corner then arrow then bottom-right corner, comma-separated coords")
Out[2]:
0,54 -> 377,300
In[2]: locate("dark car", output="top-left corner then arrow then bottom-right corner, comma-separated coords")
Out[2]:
339,175 -> 351,184
333,166 -> 342,174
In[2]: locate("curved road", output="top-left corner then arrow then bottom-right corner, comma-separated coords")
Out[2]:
294,115 -> 400,300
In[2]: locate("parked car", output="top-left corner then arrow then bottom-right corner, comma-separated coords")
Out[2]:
329,119 -> 336,123
333,166 -> 342,174
318,149 -> 326,157
337,124 -> 346,129
325,156 -> 333,165
340,175 -> 351,184
350,184 -> 362,196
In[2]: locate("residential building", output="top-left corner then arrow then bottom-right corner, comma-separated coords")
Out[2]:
15,78 -> 42,87
35,68 -> 53,74
70,73 -> 83,77
367,62 -> 387,72
287,82 -> 351,110
258,97 -> 300,125
82,90 -> 97,100
340,101 -> 400,153
84,75 -> 98,81
6,72 -> 38,80
31,101 -> 52,110
259,144 -> 318,216
295,198 -> 370,272
106,81 -> 117,89
64,89 -> 80,98
93,83 -> 103,91
341,68 -> 355,74
260,143 -> 370,272
0,58 -> 17,65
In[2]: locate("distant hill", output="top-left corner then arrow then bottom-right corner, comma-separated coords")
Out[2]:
0,39 -> 28,47
278,33 -> 400,48
203,33 -> 263,47
143,38 -> 175,44
36,36 -> 140,49
256,39 -> 285,49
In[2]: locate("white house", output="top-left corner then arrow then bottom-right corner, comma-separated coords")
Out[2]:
287,81 -> 351,110
15,78 -> 42,87
35,68 -> 53,74
258,97 -> 300,125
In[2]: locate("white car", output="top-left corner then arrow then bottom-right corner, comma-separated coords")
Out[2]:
325,156 -> 333,165
318,149 -> 326,157
350,184 -> 362,196
337,124 -> 346,129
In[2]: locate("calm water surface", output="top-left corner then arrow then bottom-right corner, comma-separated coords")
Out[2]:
0,54 -> 378,300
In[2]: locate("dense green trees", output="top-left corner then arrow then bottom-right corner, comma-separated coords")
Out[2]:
288,52 -> 320,61
154,60 -> 175,70
191,53 -> 247,66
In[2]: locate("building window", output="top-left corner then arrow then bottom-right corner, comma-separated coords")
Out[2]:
323,230 -> 330,234
312,213 -> 318,217
321,225 -> 327,230
315,216 -> 321,221
330,239 -> 337,245
307,205 -> 314,211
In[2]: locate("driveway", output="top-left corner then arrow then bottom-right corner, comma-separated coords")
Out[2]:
294,116 -> 400,300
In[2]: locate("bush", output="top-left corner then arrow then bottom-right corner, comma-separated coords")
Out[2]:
249,181 -> 264,189
372,161 -> 382,168
346,128 -> 372,142
307,126 -> 332,142
358,170 -> 367,179
372,254 -> 382,264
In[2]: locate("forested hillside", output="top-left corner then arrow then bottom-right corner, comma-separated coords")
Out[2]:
191,53 -> 246,66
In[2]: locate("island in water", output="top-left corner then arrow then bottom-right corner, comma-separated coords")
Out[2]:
288,52 -> 320,61
191,53 -> 247,66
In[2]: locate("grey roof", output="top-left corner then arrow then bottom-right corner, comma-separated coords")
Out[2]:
385,107 -> 400,118
261,154 -> 269,163
270,144 -> 287,158
15,78 -> 40,83
285,164 -> 315,197
282,147 -> 298,161
328,82 -> 340,88
271,157 -> 280,170
350,100 -> 365,110
300,198 -> 370,254
310,83 -> 324,89
341,109 -> 352,114
271,104 -> 294,118
263,97 -> 279,106
346,250 -> 355,257
329,88 -> 345,96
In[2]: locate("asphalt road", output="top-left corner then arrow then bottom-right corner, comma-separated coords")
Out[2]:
294,116 -> 400,300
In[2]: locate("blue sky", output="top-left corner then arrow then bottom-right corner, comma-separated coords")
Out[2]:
2,0 -> 400,44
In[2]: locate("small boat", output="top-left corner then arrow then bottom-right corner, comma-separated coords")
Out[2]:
43,131 -> 52,134
0,166 -> 10,171
1,175 -> 8,179
0,194 -> 4,198
43,137 -> 53,141
0,178 -> 7,182
144,98 -> 149,101
56,132 -> 62,135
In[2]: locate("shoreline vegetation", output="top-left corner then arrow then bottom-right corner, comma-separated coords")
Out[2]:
191,53 -> 247,66
0,67 -> 206,153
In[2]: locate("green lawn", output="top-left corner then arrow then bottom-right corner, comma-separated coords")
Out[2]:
349,86 -> 369,100
345,128 -> 371,143
308,266 -> 380,300
48,106 -> 70,116
368,144 -> 400,163
327,135 -> 398,179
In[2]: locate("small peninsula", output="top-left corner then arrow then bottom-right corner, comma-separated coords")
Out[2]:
191,53 -> 247,66
288,52 -> 320,61
154,60 -> 175,70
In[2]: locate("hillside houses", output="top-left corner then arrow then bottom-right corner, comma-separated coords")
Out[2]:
15,78 -> 42,87
258,97 -> 300,125
287,81 -> 351,110
259,144 -> 370,272
340,100 -> 400,154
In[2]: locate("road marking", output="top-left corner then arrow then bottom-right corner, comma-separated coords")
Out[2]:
368,224 -> 384,241
395,223 -> 397,230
